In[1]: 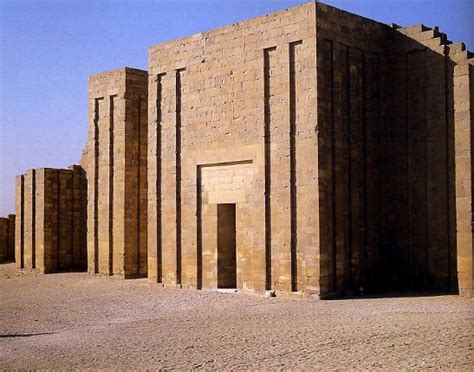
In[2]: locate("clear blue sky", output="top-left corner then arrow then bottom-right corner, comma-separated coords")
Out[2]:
1,0 -> 473,216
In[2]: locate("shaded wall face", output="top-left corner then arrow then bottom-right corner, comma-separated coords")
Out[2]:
14,167 -> 86,273
8,215 -> 15,261
148,3 -> 318,292
85,68 -> 148,278
0,214 -> 15,262
381,28 -> 457,292
316,4 -> 387,296
0,218 -> 8,262
316,3 -> 468,296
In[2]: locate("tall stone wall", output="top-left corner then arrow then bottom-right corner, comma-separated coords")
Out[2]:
7,2 -> 473,297
454,61 -> 474,297
0,214 -> 15,262
315,3 -> 388,297
315,2 -> 473,297
148,2 -> 318,292
81,68 -> 148,278
15,166 -> 86,272
379,25 -> 461,292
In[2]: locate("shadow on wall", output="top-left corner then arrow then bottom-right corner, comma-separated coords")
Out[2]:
318,23 -> 472,298
14,165 -> 88,274
379,28 -> 458,294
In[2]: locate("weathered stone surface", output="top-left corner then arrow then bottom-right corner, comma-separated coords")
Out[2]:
80,67 -> 148,278
315,4 -> 472,296
10,2 -> 474,298
145,2 -> 473,297
454,61 -> 474,298
147,3 -> 317,293
0,214 -> 15,263
14,166 -> 86,273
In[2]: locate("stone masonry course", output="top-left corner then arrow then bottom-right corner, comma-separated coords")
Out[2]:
7,2 -> 473,298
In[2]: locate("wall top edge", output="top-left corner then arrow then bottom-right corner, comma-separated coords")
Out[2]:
148,1 -> 316,53
88,67 -> 148,81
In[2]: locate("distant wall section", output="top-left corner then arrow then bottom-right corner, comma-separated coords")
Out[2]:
0,214 -> 15,263
15,166 -> 86,272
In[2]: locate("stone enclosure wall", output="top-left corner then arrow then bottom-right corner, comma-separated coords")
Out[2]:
15,166 -> 86,273
316,4 -> 387,297
146,2 -> 473,296
454,61 -> 474,297
80,68 -> 148,278
9,2 -> 473,297
315,4 -> 473,296
147,3 -> 318,292
0,214 -> 15,263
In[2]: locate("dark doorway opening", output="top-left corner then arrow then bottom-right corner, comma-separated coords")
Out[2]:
217,204 -> 237,288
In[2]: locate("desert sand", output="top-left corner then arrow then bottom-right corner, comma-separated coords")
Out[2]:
0,263 -> 472,370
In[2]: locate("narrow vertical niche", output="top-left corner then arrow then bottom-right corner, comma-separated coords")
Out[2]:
56,170 -> 61,271
289,40 -> 302,292
31,169 -> 36,269
325,39 -> 337,293
109,95 -> 116,275
196,166 -> 203,290
361,51 -> 368,287
175,68 -> 185,285
93,97 -> 103,274
443,49 -> 454,291
20,175 -> 25,268
263,46 -> 276,291
5,218 -> 10,260
156,73 -> 165,283
375,53 -> 382,280
136,95 -> 143,275
404,52 -> 412,281
70,169 -> 75,268
344,44 -> 353,291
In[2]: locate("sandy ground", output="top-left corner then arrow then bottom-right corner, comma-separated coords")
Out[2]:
0,263 -> 473,370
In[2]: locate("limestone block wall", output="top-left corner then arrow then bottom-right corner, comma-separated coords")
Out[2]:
0,214 -> 15,262
148,2 -> 318,292
15,166 -> 86,272
454,61 -> 474,297
82,68 -> 148,278
315,3 -> 473,297
7,2 -> 473,297
381,25 -> 474,293
315,3 -> 388,297
0,218 -> 7,262
380,25 -> 453,292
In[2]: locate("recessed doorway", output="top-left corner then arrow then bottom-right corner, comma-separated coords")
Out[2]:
217,203 -> 237,289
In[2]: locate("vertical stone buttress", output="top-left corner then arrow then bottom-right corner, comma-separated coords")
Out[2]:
454,60 -> 474,297
382,26 -> 473,294
316,3 -> 385,297
14,167 -> 86,272
381,25 -> 456,292
316,3 -> 473,297
85,68 -> 148,278
147,3 -> 318,293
